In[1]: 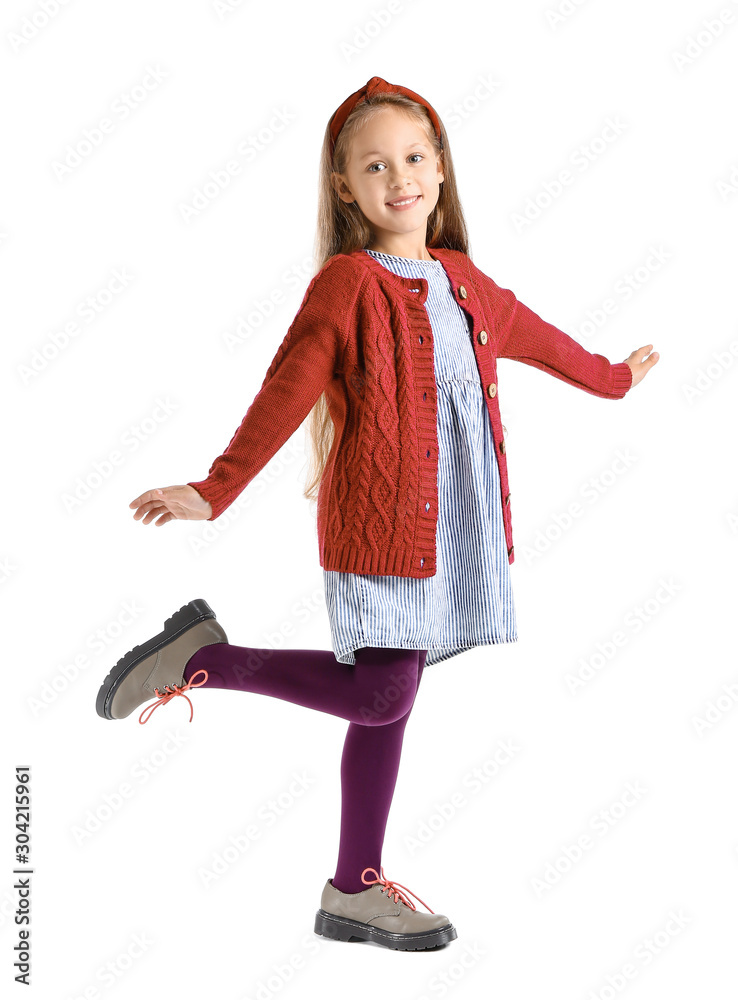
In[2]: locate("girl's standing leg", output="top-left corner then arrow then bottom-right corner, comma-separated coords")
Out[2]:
182,642 -> 428,893
332,650 -> 427,892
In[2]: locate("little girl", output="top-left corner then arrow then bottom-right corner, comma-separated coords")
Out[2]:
95,76 -> 658,952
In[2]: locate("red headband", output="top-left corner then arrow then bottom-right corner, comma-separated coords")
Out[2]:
328,76 -> 442,165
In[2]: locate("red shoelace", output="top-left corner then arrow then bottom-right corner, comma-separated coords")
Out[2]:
138,669 -> 209,725
360,866 -> 435,913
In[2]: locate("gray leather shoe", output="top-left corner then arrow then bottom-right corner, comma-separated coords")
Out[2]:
314,867 -> 457,950
95,598 -> 226,721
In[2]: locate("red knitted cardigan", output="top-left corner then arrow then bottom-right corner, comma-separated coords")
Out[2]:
188,247 -> 632,577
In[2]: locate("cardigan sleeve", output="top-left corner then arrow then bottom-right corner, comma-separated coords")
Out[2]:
187,256 -> 359,520
487,280 -> 632,399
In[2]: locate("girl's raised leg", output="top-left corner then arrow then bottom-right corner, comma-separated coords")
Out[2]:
183,642 -> 423,726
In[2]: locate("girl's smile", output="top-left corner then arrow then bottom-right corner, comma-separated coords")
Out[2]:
386,193 -> 422,210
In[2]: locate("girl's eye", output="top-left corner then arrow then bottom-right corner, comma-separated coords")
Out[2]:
368,153 -> 423,172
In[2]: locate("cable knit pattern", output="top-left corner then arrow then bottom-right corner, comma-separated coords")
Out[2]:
188,247 -> 633,577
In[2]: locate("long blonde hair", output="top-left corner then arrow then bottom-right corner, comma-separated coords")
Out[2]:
303,89 -> 472,505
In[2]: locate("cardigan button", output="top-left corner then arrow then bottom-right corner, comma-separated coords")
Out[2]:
478,330 -> 488,345
458,284 -> 467,299
505,492 -> 511,506
508,545 -> 514,557
487,382 -> 496,398
500,439 -> 506,454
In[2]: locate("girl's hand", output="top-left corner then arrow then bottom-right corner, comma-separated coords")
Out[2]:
624,344 -> 660,388
129,485 -> 212,526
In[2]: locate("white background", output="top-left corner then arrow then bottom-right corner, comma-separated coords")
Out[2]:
3,1 -> 737,997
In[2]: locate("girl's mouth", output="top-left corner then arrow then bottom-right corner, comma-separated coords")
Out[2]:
386,194 -> 421,211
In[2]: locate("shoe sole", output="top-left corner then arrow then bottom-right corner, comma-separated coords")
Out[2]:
314,909 -> 457,950
95,598 -> 216,720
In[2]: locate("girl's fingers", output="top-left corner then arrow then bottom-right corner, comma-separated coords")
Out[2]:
137,501 -> 190,525
638,346 -> 659,365
139,509 -> 163,525
139,503 -> 173,524
627,345 -> 659,366
132,502 -> 164,520
129,489 -> 163,509
131,494 -> 176,518
129,486 -> 204,523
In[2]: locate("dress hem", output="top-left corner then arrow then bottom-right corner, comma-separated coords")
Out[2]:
333,634 -> 519,665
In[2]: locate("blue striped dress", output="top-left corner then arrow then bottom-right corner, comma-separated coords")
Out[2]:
323,249 -> 518,666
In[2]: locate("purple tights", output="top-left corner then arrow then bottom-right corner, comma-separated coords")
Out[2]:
183,642 -> 427,893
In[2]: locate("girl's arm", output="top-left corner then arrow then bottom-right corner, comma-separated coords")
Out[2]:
485,280 -> 634,399
187,255 -> 363,520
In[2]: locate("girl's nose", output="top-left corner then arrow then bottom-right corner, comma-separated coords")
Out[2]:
388,168 -> 411,184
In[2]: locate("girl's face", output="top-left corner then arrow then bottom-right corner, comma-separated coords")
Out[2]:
332,106 -> 444,251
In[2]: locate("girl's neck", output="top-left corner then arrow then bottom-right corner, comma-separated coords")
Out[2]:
367,245 -> 436,262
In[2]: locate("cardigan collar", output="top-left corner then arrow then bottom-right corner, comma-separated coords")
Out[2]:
349,246 -> 466,301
